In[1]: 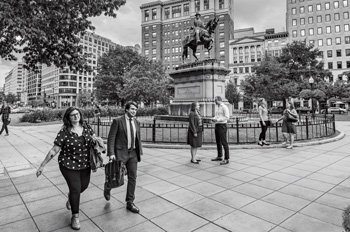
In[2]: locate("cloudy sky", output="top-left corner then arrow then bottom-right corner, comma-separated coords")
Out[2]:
0,0 -> 286,87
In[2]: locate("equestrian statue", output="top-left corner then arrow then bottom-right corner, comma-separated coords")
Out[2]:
182,12 -> 219,62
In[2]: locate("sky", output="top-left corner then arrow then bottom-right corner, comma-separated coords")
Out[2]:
0,0 -> 286,87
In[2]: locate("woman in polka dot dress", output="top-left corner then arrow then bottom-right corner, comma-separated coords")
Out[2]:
36,107 -> 94,230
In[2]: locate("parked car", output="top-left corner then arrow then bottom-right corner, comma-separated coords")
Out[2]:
296,107 -> 312,114
321,107 -> 347,114
270,106 -> 284,114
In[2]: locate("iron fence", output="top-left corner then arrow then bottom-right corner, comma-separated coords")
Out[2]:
89,114 -> 336,145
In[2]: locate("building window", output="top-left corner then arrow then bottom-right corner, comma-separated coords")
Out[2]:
325,14 -> 331,22
219,51 -> 225,56
144,10 -> 149,21
335,25 -> 341,33
344,0 -> 349,7
346,49 -> 350,56
326,26 -> 331,34
308,5 -> 313,12
300,6 -> 305,13
300,18 -> 305,25
325,2 -> 330,9
335,37 -> 341,44
336,49 -> 342,57
335,13 -> 340,21
327,50 -> 332,57
233,68 -> 237,74
145,49 -> 149,55
328,62 -> 333,69
152,8 -> 157,20
308,17 -> 313,24
292,19 -> 297,26
309,40 -> 314,45
172,5 -> 181,18
245,67 -> 249,73
316,4 -> 321,11
144,41 -> 149,46
145,33 -> 149,38
152,32 -> 156,38
345,24 -> 350,31
300,29 -> 305,36
292,30 -> 297,37
292,8 -> 296,14
318,39 -> 323,46
220,42 -> 225,48
239,67 -> 243,73
183,3 -> 189,16
219,0 -> 224,9
337,61 -> 342,69
204,0 -> 209,10
164,7 -> 170,19
317,15 -> 322,23
347,61 -> 350,68
327,38 -> 332,45
317,27 -> 323,34
345,36 -> 350,44
344,12 -> 349,19
291,0 -> 296,3
309,28 -> 314,35
195,0 -> 200,12
334,1 -> 339,8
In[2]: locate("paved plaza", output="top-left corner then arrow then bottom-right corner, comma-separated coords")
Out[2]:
1,122 -> 350,232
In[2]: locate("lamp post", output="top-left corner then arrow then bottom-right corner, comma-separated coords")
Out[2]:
309,76 -> 315,118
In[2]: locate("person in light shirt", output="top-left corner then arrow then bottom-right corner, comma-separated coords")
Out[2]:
211,96 -> 230,165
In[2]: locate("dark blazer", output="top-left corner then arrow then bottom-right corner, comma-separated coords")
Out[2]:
107,115 -> 143,162
188,111 -> 201,134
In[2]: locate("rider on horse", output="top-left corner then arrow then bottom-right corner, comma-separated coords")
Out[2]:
194,12 -> 206,43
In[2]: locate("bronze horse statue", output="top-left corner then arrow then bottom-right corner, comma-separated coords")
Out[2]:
182,18 -> 219,62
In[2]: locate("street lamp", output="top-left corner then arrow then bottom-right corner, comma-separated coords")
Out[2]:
309,76 -> 315,118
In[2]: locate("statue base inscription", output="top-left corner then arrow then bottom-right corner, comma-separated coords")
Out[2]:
169,59 -> 231,117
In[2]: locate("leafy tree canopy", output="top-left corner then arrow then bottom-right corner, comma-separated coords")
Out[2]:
0,0 -> 126,71
225,80 -> 241,105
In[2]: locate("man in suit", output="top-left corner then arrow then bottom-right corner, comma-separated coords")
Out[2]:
104,101 -> 143,213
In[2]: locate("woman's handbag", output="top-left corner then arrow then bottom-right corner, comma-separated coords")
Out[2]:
287,112 -> 298,122
7,118 -> 11,125
105,160 -> 126,189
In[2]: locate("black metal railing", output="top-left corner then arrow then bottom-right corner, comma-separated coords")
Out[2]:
88,114 -> 336,145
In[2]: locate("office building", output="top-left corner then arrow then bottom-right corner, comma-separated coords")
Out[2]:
286,0 -> 350,82
4,62 -> 24,100
140,0 -> 234,70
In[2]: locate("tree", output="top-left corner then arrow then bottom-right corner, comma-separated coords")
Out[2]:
4,93 -> 19,104
94,45 -> 142,105
0,0 -> 126,71
225,80 -> 241,106
119,58 -> 172,106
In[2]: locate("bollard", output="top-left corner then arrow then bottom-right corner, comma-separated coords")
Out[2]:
236,118 -> 239,144
305,116 -> 309,140
152,117 -> 156,143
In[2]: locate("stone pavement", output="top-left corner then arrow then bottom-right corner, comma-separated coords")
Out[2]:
0,122 -> 350,232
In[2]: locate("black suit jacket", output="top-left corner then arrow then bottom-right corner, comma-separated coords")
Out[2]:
107,115 -> 143,162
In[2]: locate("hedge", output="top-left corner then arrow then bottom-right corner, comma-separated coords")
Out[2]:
19,106 -> 169,123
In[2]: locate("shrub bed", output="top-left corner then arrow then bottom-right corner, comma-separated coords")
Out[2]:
20,106 -> 169,123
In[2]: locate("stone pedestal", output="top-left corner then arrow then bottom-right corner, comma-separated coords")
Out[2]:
169,59 -> 231,117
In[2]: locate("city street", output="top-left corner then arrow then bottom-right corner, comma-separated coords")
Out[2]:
0,121 -> 350,231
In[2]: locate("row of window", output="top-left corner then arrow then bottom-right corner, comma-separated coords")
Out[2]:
233,67 -> 251,74
308,36 -> 350,46
326,48 -> 350,58
291,0 -> 348,14
327,61 -> 350,69
292,12 -> 350,26
233,46 -> 262,54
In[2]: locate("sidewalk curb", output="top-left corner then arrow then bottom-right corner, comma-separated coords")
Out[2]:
141,130 -> 345,150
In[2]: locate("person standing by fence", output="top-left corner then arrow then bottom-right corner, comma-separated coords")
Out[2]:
0,101 -> 11,136
276,98 -> 298,149
187,102 -> 203,164
211,96 -> 230,165
258,98 -> 270,146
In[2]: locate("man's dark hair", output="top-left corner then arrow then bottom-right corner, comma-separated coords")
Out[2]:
125,101 -> 138,112
215,96 -> 222,101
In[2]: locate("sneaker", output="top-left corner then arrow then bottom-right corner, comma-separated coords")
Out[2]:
286,145 -> 293,149
258,141 -> 263,146
220,160 -> 229,165
71,214 -> 80,230
281,142 -> 287,145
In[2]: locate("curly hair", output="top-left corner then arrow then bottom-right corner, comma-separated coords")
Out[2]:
62,107 -> 84,130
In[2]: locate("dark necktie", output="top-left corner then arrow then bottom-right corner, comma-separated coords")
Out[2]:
129,118 -> 134,150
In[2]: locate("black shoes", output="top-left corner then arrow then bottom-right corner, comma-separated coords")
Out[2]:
211,157 -> 223,161
258,141 -> 263,146
191,160 -> 199,164
126,203 -> 140,213
104,188 -> 111,201
262,141 -> 270,146
220,160 -> 229,165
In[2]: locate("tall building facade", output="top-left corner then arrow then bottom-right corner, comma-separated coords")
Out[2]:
286,0 -> 350,82
41,31 -> 117,108
140,0 -> 234,70
4,62 -> 23,99
229,28 -> 289,109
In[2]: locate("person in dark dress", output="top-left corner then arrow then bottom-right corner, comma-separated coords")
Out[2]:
277,98 -> 298,149
187,102 -> 203,164
0,101 -> 11,136
36,107 -> 94,230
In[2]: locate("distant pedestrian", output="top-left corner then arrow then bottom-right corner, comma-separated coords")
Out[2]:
0,101 -> 11,136
258,98 -> 270,146
104,101 -> 143,214
211,96 -> 230,165
94,104 -> 101,122
187,102 -> 203,164
276,97 -> 298,149
36,107 -> 95,230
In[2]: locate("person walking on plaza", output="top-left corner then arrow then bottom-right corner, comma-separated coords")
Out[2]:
258,98 -> 270,146
187,102 -> 203,164
104,101 -> 143,214
276,98 -> 298,149
211,96 -> 230,165
36,107 -> 95,230
0,101 -> 11,136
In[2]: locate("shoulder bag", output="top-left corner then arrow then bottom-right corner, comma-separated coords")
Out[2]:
105,160 -> 126,189
287,111 -> 298,122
